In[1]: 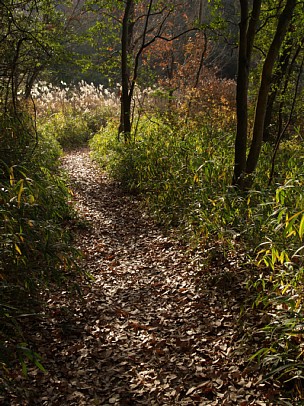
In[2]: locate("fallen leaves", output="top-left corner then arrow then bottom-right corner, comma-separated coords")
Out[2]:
4,148 -> 279,405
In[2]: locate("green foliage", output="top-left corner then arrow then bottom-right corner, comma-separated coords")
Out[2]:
90,118 -> 304,242
91,118 -> 236,235
40,111 -> 90,149
246,168 -> 304,395
0,162 -> 74,285
91,112 -> 304,397
0,106 -> 37,168
33,81 -> 119,148
248,266 -> 304,397
90,120 -> 121,167
0,0 -> 69,101
0,106 -> 79,383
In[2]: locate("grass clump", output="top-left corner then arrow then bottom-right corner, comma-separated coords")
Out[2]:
40,111 -> 91,149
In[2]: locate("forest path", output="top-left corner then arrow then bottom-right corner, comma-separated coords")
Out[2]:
18,148 -> 270,405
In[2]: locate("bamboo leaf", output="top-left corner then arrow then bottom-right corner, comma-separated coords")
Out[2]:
15,243 -> 22,255
9,167 -> 15,186
298,214 -> 304,240
17,179 -> 24,208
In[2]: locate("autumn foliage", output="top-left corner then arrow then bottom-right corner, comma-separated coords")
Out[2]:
142,32 -> 236,130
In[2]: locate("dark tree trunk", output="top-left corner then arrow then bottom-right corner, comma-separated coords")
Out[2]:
232,0 -> 261,186
263,36 -> 293,142
24,66 -> 44,100
119,0 -> 134,141
245,0 -> 297,176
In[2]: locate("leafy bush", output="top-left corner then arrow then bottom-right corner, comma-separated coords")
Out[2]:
90,118 -> 238,235
39,111 -> 91,149
0,105 -> 37,168
247,172 -> 304,394
0,163 -> 74,285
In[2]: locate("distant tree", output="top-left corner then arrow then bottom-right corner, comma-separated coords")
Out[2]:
118,0 -> 198,140
0,0 -> 81,167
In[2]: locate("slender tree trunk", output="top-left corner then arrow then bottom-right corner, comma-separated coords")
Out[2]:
263,34 -> 294,142
245,0 -> 297,175
24,66 -> 44,100
233,0 -> 261,185
119,0 -> 134,141
233,0 -> 249,185
268,54 -> 304,185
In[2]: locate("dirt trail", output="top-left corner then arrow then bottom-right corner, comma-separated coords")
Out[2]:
12,149 -> 273,405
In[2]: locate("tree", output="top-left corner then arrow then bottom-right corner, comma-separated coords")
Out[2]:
119,0 -> 135,137
0,0 -> 84,103
118,0 -> 198,141
0,0 -> 80,167
83,0 -> 199,140
232,0 -> 299,188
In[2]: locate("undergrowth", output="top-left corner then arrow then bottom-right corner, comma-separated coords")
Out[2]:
0,104 -> 80,393
90,117 -> 304,400
33,81 -> 119,149
28,79 -> 304,400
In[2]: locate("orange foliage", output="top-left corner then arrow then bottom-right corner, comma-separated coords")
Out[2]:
143,32 -> 236,131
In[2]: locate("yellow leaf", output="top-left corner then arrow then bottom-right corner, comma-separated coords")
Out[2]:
15,243 -> 22,255
28,195 -> 35,204
9,167 -> 15,186
299,215 -> 304,240
281,284 -> 290,295
17,180 -> 24,208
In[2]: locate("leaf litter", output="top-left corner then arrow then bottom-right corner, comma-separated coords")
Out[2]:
5,148 -> 281,405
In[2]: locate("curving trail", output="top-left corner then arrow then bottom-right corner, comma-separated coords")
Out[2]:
13,149 -> 273,405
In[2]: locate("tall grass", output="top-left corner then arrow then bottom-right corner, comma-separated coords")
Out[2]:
90,119 -> 303,245
33,81 -> 120,148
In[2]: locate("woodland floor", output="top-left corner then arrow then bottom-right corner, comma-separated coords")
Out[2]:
5,148 -> 281,405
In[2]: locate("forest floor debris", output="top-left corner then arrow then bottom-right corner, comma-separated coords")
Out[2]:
5,148 -> 279,405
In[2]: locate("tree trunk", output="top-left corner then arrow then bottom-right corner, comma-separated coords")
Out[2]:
24,66 -> 44,100
263,34 -> 294,142
233,0 -> 261,186
245,0 -> 297,176
233,0 -> 249,185
119,0 -> 134,141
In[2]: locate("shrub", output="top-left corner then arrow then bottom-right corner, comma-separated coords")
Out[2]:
0,105 -> 37,169
90,118 -> 237,235
40,111 -> 91,149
